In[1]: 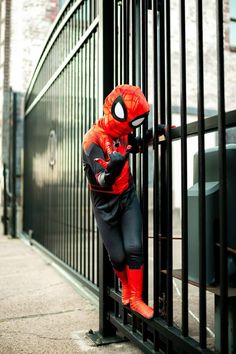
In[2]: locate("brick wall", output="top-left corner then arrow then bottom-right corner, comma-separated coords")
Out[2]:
10,0 -> 59,92
0,0 -> 59,216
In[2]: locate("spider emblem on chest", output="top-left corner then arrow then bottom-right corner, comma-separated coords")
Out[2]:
113,139 -> 120,148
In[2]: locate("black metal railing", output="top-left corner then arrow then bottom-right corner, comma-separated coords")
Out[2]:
23,0 -> 236,353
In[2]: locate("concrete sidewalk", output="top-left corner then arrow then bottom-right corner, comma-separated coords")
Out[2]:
0,234 -> 142,354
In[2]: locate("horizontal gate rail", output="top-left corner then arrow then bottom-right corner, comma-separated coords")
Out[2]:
109,314 -> 213,354
171,110 -> 236,140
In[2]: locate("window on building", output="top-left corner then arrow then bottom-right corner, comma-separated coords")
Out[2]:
230,0 -> 236,50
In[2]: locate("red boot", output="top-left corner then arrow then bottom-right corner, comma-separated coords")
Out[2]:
114,269 -> 130,305
126,266 -> 154,319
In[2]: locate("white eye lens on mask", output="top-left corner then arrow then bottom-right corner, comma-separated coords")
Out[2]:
111,95 -> 127,122
114,102 -> 125,119
130,117 -> 145,128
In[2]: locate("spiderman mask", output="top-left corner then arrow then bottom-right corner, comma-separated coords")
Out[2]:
101,84 -> 150,138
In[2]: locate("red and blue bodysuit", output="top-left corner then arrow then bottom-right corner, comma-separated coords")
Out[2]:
83,85 -> 164,319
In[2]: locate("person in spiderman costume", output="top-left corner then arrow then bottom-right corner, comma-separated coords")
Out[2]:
83,84 -> 165,319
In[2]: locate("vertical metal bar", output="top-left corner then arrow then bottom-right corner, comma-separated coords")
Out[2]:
137,19 -> 142,203
3,164 -> 8,235
86,33 -> 91,280
69,56 -> 72,268
118,1 -> 123,84
66,61 -> 69,264
87,38 -> 91,281
75,52 -> 79,272
114,1 -> 118,86
95,28 -> 99,287
140,0 -> 149,304
86,10 -> 90,277
71,20 -> 74,267
11,93 -> 17,238
131,0 -> 137,183
62,69 -> 65,261
68,58 -> 72,268
46,95 -> 49,250
66,62 -> 69,266
71,19 -> 74,266
62,70 -> 65,262
196,0 -> 206,348
135,0 -> 141,86
142,322 -> 148,343
131,0 -> 136,85
122,0 -> 129,82
91,31 -> 96,283
152,0 -> 160,323
81,6 -> 85,276
51,84 -> 54,255
75,10 -> 80,273
55,81 -> 57,256
98,0 -> 116,338
216,0 -> 228,352
55,80 -> 59,259
68,30 -> 71,267
90,0 -> 94,22
165,0 -> 173,333
94,0 -> 97,18
78,37 -> 82,274
158,0 -> 168,305
43,95 -> 47,249
60,71 -> 64,262
82,2 -> 86,277
122,0 -> 126,82
62,67 -> 67,262
58,73 -> 62,260
72,56 -> 76,270
79,45 -> 83,274
83,39 -> 87,277
180,0 -> 188,337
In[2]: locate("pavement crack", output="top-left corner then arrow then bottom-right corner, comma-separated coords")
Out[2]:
0,308 -> 81,323
1,330 -> 72,341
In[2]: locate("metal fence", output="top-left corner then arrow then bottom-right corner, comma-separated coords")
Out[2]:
24,0 -> 100,294
23,0 -> 236,353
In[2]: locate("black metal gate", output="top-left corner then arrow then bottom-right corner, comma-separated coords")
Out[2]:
23,1 -> 236,353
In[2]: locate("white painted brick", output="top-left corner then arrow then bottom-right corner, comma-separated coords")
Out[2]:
10,0 -> 59,92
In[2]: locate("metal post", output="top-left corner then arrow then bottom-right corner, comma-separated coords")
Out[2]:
98,0 -> 115,337
3,164 -> 8,235
152,0 -> 160,323
216,0 -> 228,352
158,0 -> 168,308
179,0 -> 188,338
165,0 -> 173,332
140,0 -> 149,304
11,93 -> 17,238
196,0 -> 206,348
87,0 -> 125,345
215,295 -> 236,353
